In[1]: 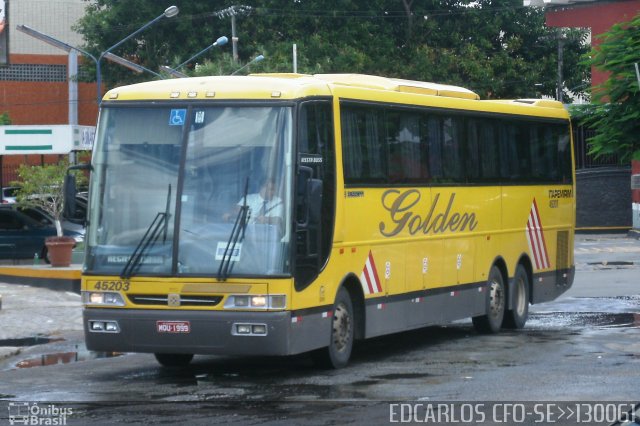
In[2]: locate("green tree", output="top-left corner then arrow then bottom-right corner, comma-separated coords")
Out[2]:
572,13 -> 640,163
0,112 -> 11,124
74,0 -> 589,100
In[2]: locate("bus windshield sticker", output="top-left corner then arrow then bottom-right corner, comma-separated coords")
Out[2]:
194,110 -> 205,124
215,242 -> 242,261
169,109 -> 186,126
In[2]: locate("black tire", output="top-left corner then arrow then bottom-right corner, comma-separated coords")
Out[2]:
313,287 -> 354,369
154,353 -> 194,367
472,266 -> 506,334
503,265 -> 530,329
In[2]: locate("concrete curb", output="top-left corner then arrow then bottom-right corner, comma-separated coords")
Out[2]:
0,265 -> 81,294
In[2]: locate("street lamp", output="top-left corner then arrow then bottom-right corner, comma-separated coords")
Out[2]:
231,54 -> 265,75
160,36 -> 228,78
103,52 -> 162,78
159,65 -> 187,79
17,6 -> 179,103
97,5 -> 179,101
16,24 -> 100,102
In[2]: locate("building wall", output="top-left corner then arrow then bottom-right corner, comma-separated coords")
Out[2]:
1,0 -> 99,127
1,53 -> 98,125
545,0 -> 640,86
1,0 -> 98,186
9,0 -> 88,55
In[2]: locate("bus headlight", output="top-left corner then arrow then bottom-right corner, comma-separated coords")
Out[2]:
224,294 -> 287,310
82,291 -> 125,306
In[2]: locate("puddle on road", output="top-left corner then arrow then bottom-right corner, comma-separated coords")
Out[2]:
529,312 -> 640,329
0,336 -> 64,347
371,372 -> 436,380
14,350 -> 123,369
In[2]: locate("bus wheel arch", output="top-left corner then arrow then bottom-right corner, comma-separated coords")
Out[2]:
340,273 -> 365,340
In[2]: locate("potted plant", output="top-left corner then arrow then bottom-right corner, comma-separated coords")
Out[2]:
13,160 -> 83,267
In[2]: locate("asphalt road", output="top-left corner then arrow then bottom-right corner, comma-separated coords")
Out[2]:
0,234 -> 638,425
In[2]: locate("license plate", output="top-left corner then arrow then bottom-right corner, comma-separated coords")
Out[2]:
156,321 -> 190,334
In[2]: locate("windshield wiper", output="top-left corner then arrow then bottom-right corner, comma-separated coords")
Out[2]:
217,178 -> 250,281
121,184 -> 172,279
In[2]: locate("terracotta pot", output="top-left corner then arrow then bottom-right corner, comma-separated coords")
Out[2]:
45,236 -> 76,267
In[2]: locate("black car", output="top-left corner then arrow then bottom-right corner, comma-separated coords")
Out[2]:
0,206 -> 83,261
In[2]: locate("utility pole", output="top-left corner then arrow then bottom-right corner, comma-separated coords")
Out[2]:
557,35 -> 564,103
231,14 -> 238,62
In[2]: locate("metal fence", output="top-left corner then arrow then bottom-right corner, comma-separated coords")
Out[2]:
573,125 -> 621,169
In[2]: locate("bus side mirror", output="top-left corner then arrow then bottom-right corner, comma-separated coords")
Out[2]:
64,163 -> 91,219
63,173 -> 77,219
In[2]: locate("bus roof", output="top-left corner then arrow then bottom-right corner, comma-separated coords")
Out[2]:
103,73 -> 569,119
104,73 -> 479,101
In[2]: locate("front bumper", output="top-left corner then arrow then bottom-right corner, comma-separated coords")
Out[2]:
83,308 -> 291,356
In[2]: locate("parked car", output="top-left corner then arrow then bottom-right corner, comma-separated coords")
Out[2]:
18,206 -> 85,237
0,205 -> 83,261
1,186 -> 20,204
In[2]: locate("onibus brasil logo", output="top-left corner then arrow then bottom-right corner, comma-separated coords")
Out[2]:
8,402 -> 73,425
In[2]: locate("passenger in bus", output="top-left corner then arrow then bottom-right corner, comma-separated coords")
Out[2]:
222,178 -> 283,226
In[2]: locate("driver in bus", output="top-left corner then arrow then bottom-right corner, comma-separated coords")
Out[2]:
223,178 -> 283,226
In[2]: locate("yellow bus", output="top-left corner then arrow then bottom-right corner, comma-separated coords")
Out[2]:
77,73 -> 575,368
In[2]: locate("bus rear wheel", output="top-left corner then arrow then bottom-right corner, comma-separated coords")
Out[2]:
473,266 -> 506,334
503,265 -> 529,329
313,287 -> 354,369
154,353 -> 194,367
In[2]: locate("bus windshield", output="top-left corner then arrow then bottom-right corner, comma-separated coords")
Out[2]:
86,105 -> 294,277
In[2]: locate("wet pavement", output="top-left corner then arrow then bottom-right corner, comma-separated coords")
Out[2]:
0,234 -> 638,425
0,283 -> 82,361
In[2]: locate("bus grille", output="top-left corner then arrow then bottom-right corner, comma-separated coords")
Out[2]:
128,294 -> 223,307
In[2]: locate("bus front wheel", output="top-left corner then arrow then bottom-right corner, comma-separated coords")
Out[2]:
313,287 -> 354,369
154,353 -> 194,367
472,266 -> 506,334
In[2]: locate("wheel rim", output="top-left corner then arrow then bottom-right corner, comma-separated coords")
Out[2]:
514,277 -> 527,316
488,278 -> 504,320
332,302 -> 352,353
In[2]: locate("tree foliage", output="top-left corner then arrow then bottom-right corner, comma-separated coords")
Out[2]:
12,161 -> 86,237
571,13 -> 640,163
0,112 -> 11,125
74,0 -> 589,100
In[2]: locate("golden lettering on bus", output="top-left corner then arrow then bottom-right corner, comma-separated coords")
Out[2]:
379,190 -> 478,237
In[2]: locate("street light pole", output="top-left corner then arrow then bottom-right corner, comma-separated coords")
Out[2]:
174,36 -> 228,71
103,52 -> 162,78
96,5 -> 179,102
160,36 -> 228,78
16,24 -> 100,102
17,5 -> 178,104
231,54 -> 265,75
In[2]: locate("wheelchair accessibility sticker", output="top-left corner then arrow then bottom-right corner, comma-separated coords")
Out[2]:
169,109 -> 186,126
